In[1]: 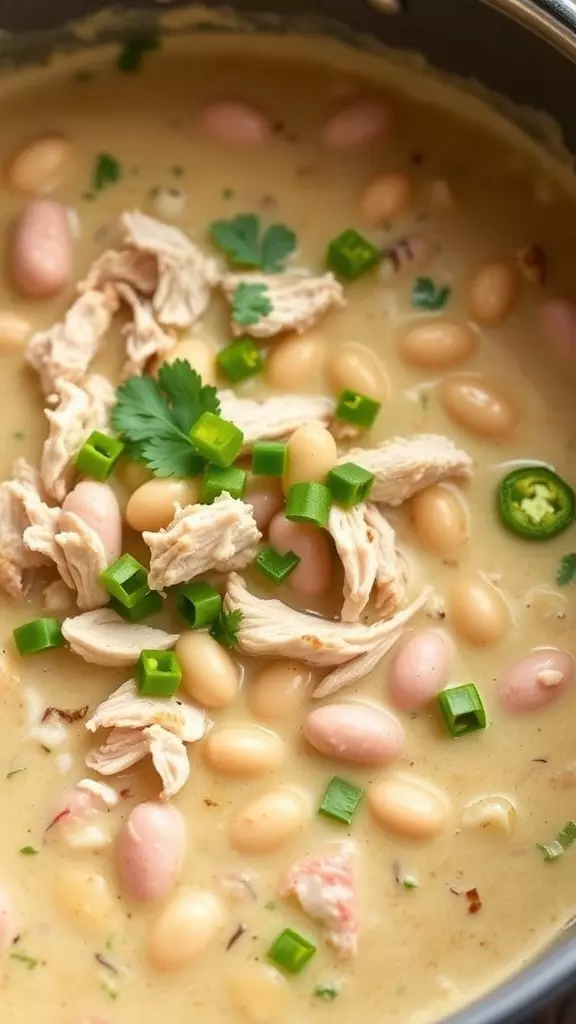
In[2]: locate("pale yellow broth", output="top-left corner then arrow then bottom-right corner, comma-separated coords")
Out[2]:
0,30 -> 575,1024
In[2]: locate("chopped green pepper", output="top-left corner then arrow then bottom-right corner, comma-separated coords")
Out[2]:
497,467 -> 574,540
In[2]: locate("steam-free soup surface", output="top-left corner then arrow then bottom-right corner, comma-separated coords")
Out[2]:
0,31 -> 575,1024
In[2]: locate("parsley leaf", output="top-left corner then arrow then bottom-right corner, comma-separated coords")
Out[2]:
232,282 -> 272,327
210,213 -> 296,271
117,33 -> 160,73
557,553 -> 576,586
19,846 -> 38,855
94,153 -> 121,192
111,360 -> 220,478
210,609 -> 243,649
411,276 -> 451,311
314,983 -> 340,1001
10,951 -> 38,969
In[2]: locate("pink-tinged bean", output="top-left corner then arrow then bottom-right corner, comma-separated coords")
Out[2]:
12,199 -> 72,298
200,101 -> 272,144
321,99 -> 394,149
118,802 -> 186,903
387,629 -> 454,711
268,512 -> 332,598
498,648 -> 573,714
0,884 -> 15,952
62,481 -> 122,565
541,297 -> 576,360
246,480 -> 284,532
303,703 -> 404,765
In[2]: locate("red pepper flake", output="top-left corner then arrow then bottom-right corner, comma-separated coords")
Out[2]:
45,808 -> 71,832
119,788 -> 132,800
517,244 -> 547,286
466,888 -> 482,915
41,705 -> 89,724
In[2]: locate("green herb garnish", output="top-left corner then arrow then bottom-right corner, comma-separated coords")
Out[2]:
209,609 -> 243,650
93,153 -> 121,192
210,213 -> 296,271
19,846 -> 38,856
10,951 -> 37,969
111,360 -> 220,478
231,282 -> 272,327
537,820 -> 576,861
557,553 -> 576,586
411,276 -> 451,311
314,983 -> 340,1001
222,187 -> 235,200
117,33 -> 160,73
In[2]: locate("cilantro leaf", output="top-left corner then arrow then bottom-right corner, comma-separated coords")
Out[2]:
232,282 -> 272,327
261,224 -> 297,272
210,609 -> 243,649
158,360 -> 219,435
210,213 -> 296,271
411,276 -> 451,311
94,153 -> 121,191
557,553 -> 576,586
117,33 -> 160,73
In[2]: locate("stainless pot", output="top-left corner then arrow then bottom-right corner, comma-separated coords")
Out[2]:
0,1 -> 574,1021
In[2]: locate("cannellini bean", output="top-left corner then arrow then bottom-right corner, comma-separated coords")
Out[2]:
118,802 -> 186,902
117,460 -> 152,494
228,962 -> 291,1023
176,631 -> 239,708
126,478 -> 201,532
245,479 -> 284,532
387,629 -> 453,711
53,863 -> 118,936
229,785 -> 311,854
461,795 -> 517,835
203,725 -> 284,776
359,171 -> 412,224
398,320 -> 477,370
541,297 -> 576,360
0,884 -> 15,952
282,423 -> 338,493
248,660 -> 312,721
12,199 -> 73,298
265,331 -> 326,390
438,375 -> 518,440
467,261 -> 518,326
200,100 -> 271,144
409,484 -> 468,553
0,311 -> 31,351
147,888 -> 225,971
497,648 -> 573,714
268,513 -> 332,598
158,337 -> 217,385
368,773 -> 450,840
322,99 -> 393,148
62,481 -> 122,565
450,572 -> 509,647
5,133 -> 73,194
328,342 -> 389,403
303,703 -> 404,765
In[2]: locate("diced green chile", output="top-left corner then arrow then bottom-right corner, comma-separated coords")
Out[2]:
498,467 -> 574,540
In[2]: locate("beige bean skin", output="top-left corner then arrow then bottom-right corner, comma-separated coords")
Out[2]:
467,261 -> 518,326
53,863 -> 118,937
62,481 -> 122,566
359,171 -> 412,224
158,337 -> 216,385
118,802 -> 186,903
450,572 -> 509,647
322,100 -> 393,149
245,478 -> 284,532
328,342 -> 389,402
203,725 -> 284,777
5,134 -> 73,195
388,629 -> 454,711
229,786 -> 310,854
268,513 -> 332,598
228,962 -> 291,1023
248,660 -> 311,721
117,460 -> 152,494
438,375 -> 518,440
283,422 -> 338,493
368,773 -> 450,840
304,703 -> 404,766
398,320 -> 477,370
0,311 -> 31,351
265,331 -> 326,390
200,101 -> 271,144
12,199 -> 73,298
498,648 -> 573,714
126,478 -> 200,532
147,888 -> 225,971
177,631 -> 239,708
409,484 -> 468,553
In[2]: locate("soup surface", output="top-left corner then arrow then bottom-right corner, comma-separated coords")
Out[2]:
0,29 -> 576,1024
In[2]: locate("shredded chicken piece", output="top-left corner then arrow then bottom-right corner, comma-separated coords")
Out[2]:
85,678 -> 210,742
116,282 -> 176,377
282,844 -> 358,958
25,289 -> 118,395
222,270 -> 345,338
75,777 -> 119,808
121,210 -> 221,328
86,724 -> 190,801
55,511 -> 109,610
218,390 -> 335,447
328,505 -> 377,622
144,493 -> 261,592
80,246 -> 158,295
41,579 -> 76,614
341,435 -> 473,506
62,608 -> 179,666
146,723 -> 191,800
41,374 -> 116,501
224,573 -> 431,694
0,460 -> 46,599
86,726 -> 150,774
364,504 -> 407,616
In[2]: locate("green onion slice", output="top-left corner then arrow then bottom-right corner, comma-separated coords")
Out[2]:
334,389 -> 381,429
326,228 -> 381,281
267,928 -> 317,974
216,338 -> 264,383
319,776 -> 364,825
136,649 -> 182,698
189,411 -> 244,468
100,554 -> 150,610
327,462 -> 375,508
437,683 -> 487,737
13,618 -> 64,657
253,547 -> 301,585
285,481 -> 332,528
200,465 -> 247,504
75,431 -> 125,481
252,441 -> 287,478
175,581 -> 222,629
109,591 -> 162,623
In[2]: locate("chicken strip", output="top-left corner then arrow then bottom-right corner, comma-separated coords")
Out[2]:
282,844 -> 358,958
0,460 -> 47,599
41,374 -> 116,502
85,678 -> 210,742
328,502 -> 407,622
218,390 -> 335,447
116,282 -> 176,377
144,493 -> 261,592
80,246 -> 158,296
85,724 -> 190,801
364,504 -> 408,616
62,608 -> 179,667
341,435 -> 473,506
222,270 -> 345,338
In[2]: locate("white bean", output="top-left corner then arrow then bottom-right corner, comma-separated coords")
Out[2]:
229,785 -> 310,854
283,422 -> 338,493
0,884 -> 15,952
204,725 -> 284,777
328,342 -> 389,403
118,802 -> 186,903
248,660 -> 311,721
228,962 -> 291,1022
176,631 -> 239,708
147,888 -> 225,971
268,513 -> 332,598
450,572 -> 509,647
368,773 -> 450,840
303,703 -> 404,765
398,320 -> 477,370
126,478 -> 200,532
200,101 -> 271,144
359,171 -> 412,224
62,481 -> 122,565
439,375 -> 518,440
158,337 -> 217,385
0,311 -> 31,351
498,648 -> 573,714
461,795 -> 517,835
265,332 -> 326,390
6,134 -> 73,195
53,863 -> 119,936
12,199 -> 73,298
245,479 -> 284,532
387,629 -> 453,711
409,484 -> 468,553
541,297 -> 576,360
467,261 -> 518,326
322,99 -> 393,148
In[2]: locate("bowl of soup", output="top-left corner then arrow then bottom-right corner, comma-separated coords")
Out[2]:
0,1 -> 575,1023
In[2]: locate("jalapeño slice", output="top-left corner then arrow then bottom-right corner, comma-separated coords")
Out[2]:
497,467 -> 574,540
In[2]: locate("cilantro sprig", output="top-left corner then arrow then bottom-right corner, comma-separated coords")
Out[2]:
210,609 -> 243,649
232,282 -> 272,327
111,360 -> 220,478
210,213 -> 296,272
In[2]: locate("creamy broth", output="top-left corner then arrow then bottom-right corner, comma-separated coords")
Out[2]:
0,30 -> 576,1024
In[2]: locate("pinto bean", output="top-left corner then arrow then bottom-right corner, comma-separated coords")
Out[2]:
438,375 -> 518,440
359,171 -> 412,224
62,481 -> 122,565
53,863 -> 119,937
248,660 -> 311,721
268,513 -> 332,598
387,629 -> 453,711
158,337 -> 217,385
126,478 -> 200,532
541,297 -> 576,360
229,786 -> 311,854
498,648 -> 573,714
409,484 -> 468,553
450,572 -> 509,647
12,199 -> 72,298
265,331 -> 326,390
203,725 -> 284,777
368,773 -> 450,840
0,884 -> 15,952
147,888 -> 225,971
228,962 -> 291,1023
303,703 -> 404,765
177,631 -> 239,708
245,479 -> 284,532
118,802 -> 186,903
283,423 -> 338,493
0,311 -> 31,351
200,101 -> 271,144
328,342 -> 389,403
321,99 -> 393,148
467,261 -> 518,326
398,320 -> 477,370
5,134 -> 73,195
